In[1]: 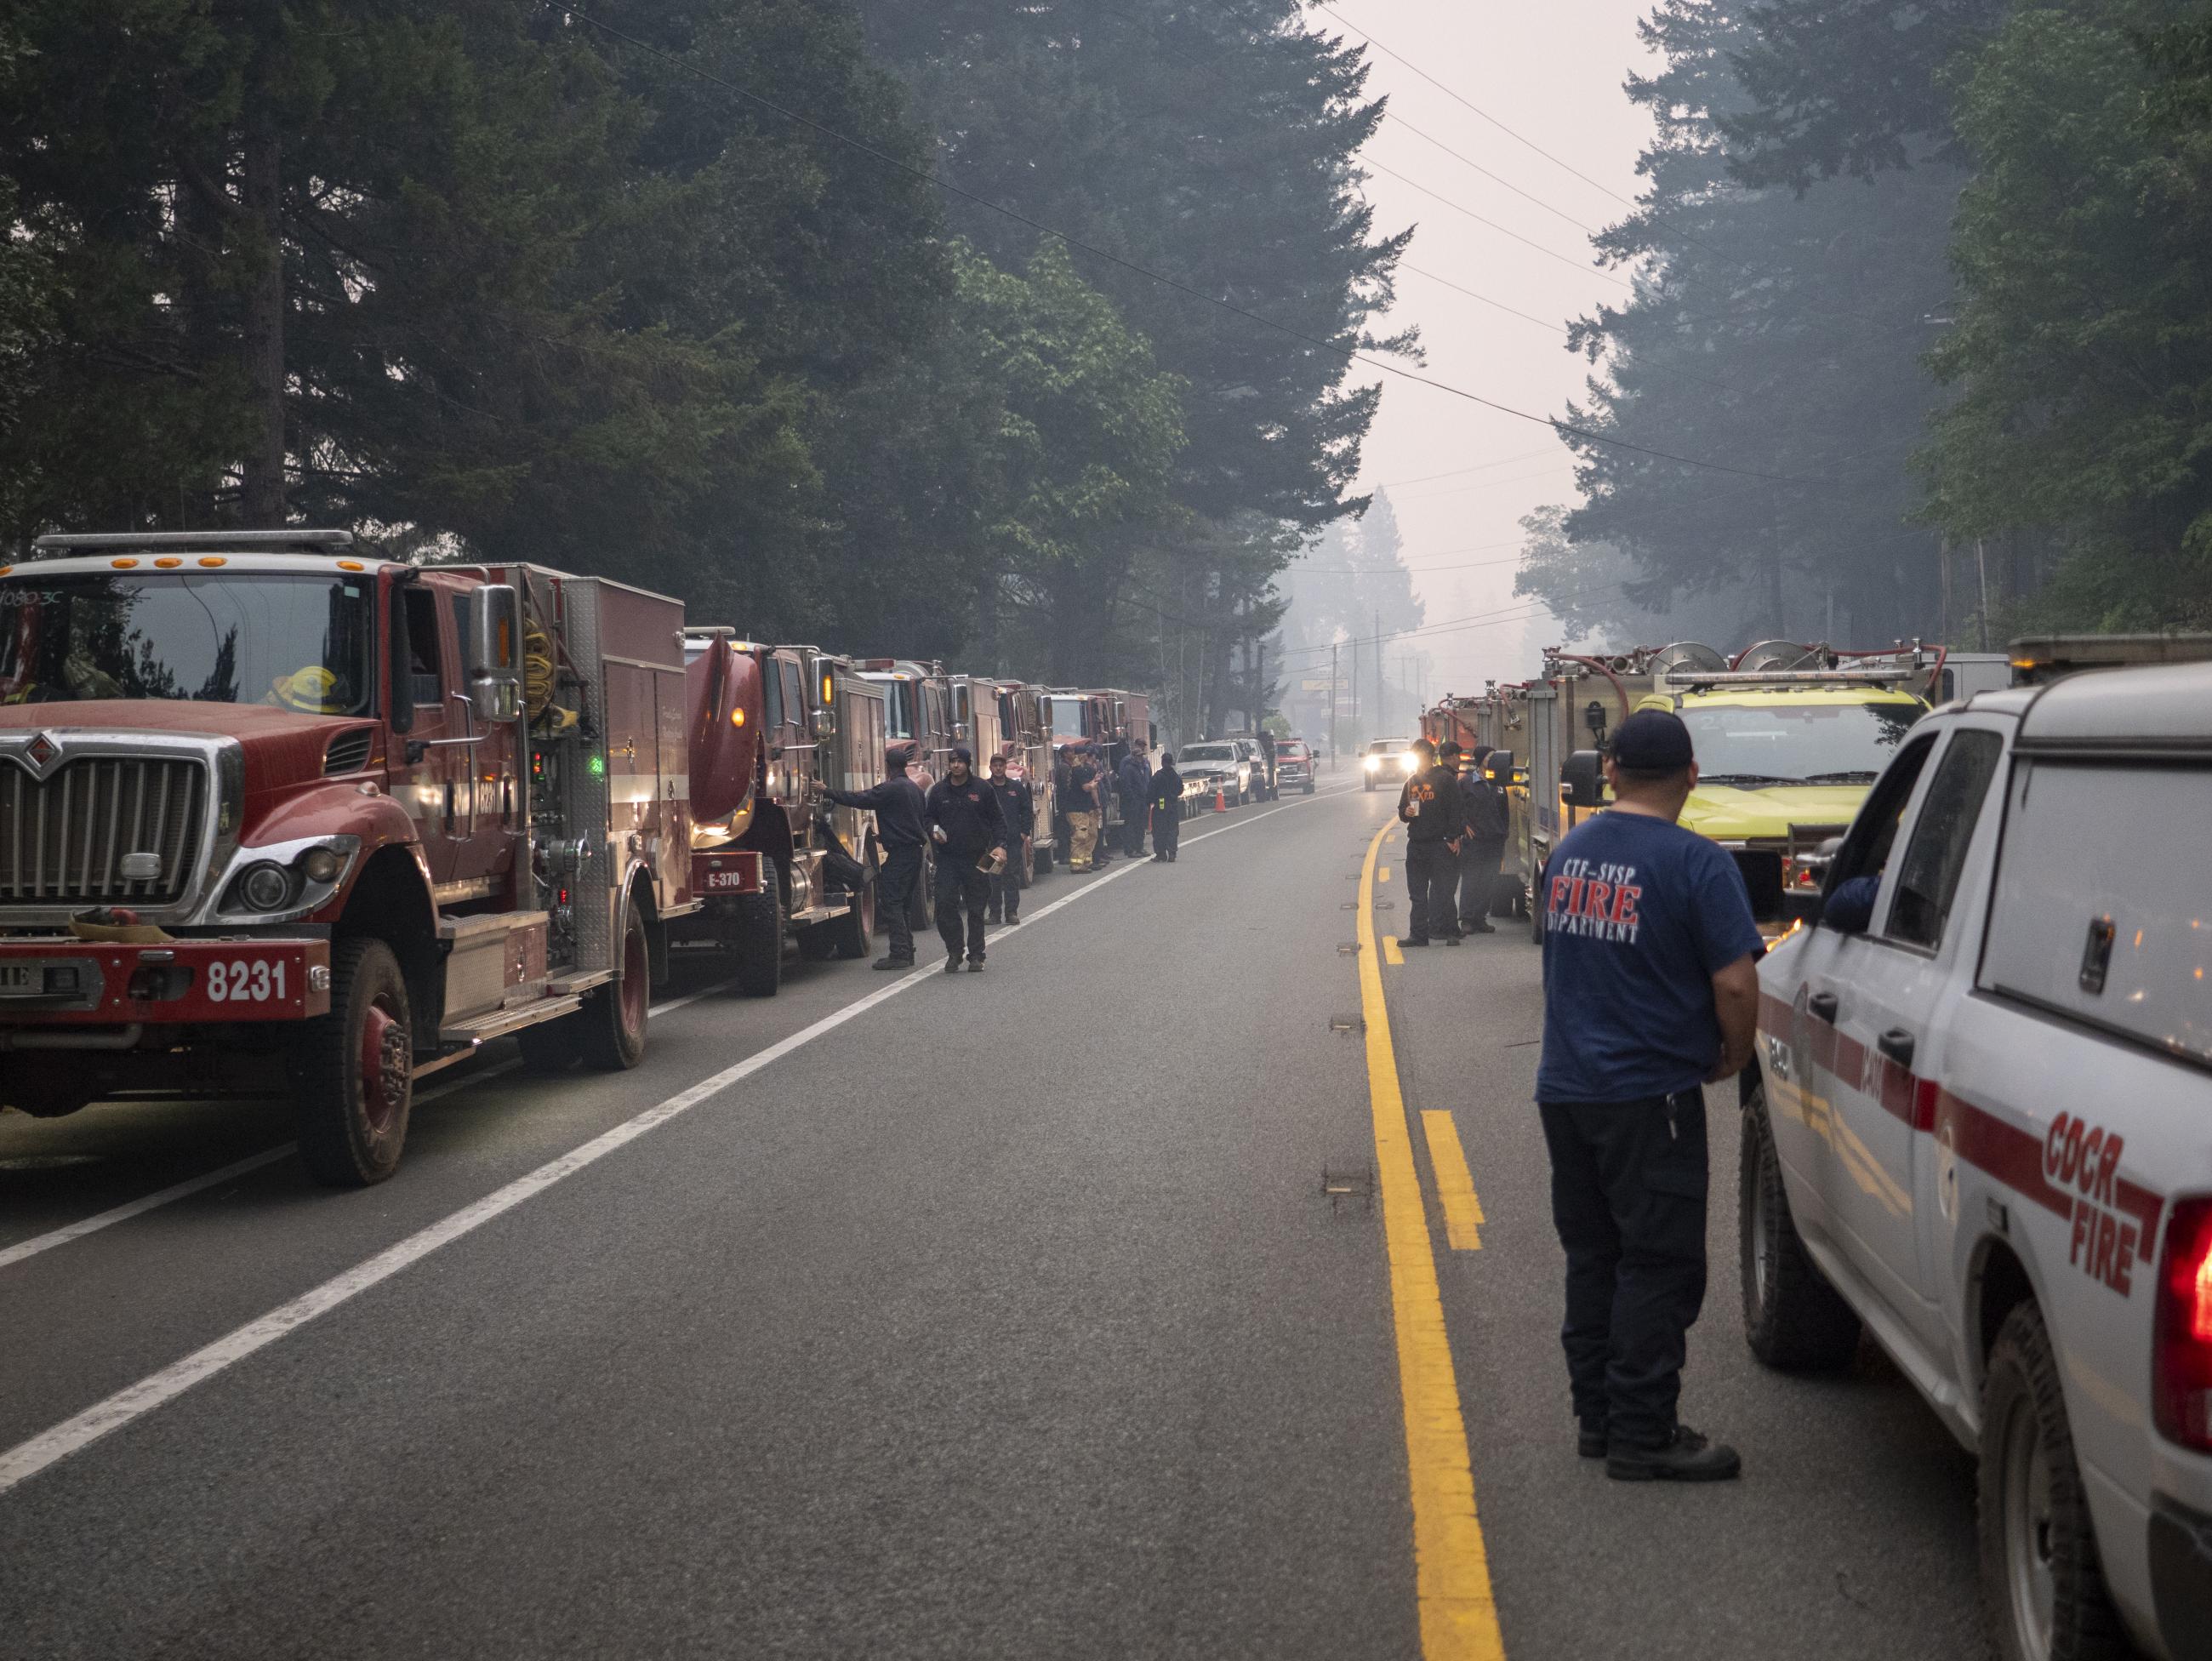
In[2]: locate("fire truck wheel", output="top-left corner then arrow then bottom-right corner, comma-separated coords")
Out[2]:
1739,1087 -> 1861,1370
1979,1301 -> 2124,1661
909,851 -> 935,932
294,937 -> 412,1188
1,1059 -> 94,1119
733,864 -> 783,998
516,1013 -> 585,1075
1035,839 -> 1053,875
827,858 -> 877,960
581,893 -> 649,1072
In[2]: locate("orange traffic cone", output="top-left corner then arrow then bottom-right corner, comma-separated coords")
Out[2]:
1214,785 -> 1229,812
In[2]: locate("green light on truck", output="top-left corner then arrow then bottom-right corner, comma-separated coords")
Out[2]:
589,754 -> 606,778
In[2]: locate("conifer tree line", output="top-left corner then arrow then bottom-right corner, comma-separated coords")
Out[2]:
1520,0 -> 2212,648
0,0 -> 1401,705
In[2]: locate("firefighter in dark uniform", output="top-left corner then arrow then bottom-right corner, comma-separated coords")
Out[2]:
1536,710 -> 1762,1481
924,745 -> 1008,973
1149,752 -> 1183,861
984,751 -> 1032,925
1394,737 -> 1464,946
826,745 -> 928,970
1452,741 -> 1506,935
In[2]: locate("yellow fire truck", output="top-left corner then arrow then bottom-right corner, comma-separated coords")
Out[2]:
1454,641 -> 1937,937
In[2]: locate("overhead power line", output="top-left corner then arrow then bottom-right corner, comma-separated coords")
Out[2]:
560,8 -> 1825,487
1360,159 -> 1631,291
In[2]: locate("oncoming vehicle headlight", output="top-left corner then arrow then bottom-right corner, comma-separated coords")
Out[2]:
1400,752 -> 1419,773
1363,754 -> 1380,772
299,846 -> 343,886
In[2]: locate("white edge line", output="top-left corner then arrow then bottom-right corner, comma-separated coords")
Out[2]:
0,975 -> 727,1276
0,784 -> 1351,1494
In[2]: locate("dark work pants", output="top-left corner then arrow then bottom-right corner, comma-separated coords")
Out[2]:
1403,840 -> 1456,940
1151,807 -> 1179,859
1120,796 -> 1147,857
878,844 -> 923,962
988,864 -> 1020,922
1536,1090 -> 1709,1447
1460,836 -> 1506,927
936,858 -> 991,962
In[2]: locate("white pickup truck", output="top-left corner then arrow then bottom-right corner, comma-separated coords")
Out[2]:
1741,661 -> 2212,1661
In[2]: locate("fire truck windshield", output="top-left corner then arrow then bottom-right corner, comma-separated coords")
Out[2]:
0,572 -> 375,715
1680,699 -> 1920,786
1048,696 -> 1090,739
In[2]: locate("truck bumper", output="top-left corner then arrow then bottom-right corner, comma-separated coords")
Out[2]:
0,936 -> 331,1028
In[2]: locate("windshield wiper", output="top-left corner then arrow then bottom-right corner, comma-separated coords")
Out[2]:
1699,773 -> 1801,787
1800,770 -> 1878,785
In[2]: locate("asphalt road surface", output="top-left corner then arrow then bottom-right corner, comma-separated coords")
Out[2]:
1,777 -> 1989,1659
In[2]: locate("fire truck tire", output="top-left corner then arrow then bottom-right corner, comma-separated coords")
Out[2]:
732,865 -> 783,998
581,894 -> 649,1072
1739,1088 -> 1861,1371
1,1059 -> 95,1119
516,1013 -> 585,1075
294,938 -> 413,1188
909,851 -> 935,932
1035,839 -> 1054,876
827,858 -> 877,961
1979,1301 -> 2125,1661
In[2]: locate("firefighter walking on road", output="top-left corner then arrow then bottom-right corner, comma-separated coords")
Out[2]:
1536,710 -> 1761,1482
925,746 -> 1008,973
826,745 -> 929,970
1394,737 -> 1464,946
985,752 -> 1032,926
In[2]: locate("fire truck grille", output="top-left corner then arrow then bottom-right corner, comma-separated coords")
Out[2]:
1,757 -> 208,905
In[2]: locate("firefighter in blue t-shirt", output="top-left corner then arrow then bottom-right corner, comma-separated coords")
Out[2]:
1536,709 -> 1763,1484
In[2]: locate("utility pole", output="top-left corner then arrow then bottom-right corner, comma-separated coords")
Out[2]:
1330,642 -> 1339,766
1372,609 -> 1381,736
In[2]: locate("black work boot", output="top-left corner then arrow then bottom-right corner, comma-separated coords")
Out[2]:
873,955 -> 913,972
966,958 -> 984,973
1004,912 -> 1020,926
1605,1425 -> 1742,1483
1401,935 -> 1430,948
944,956 -> 963,974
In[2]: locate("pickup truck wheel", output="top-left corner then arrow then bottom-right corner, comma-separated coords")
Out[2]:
732,864 -> 783,998
580,893 -> 648,1071
1303,780 -> 1314,796
294,937 -> 411,1187
1739,1087 -> 1861,1369
1980,1302 -> 2124,1661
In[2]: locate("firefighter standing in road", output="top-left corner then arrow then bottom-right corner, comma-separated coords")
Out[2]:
826,745 -> 928,970
1536,710 -> 1760,1482
1394,737 -> 1464,946
1063,746 -> 1103,872
1115,739 -> 1151,860
925,746 -> 1008,973
1453,741 -> 1506,935
984,751 -> 1032,926
1149,752 -> 1183,861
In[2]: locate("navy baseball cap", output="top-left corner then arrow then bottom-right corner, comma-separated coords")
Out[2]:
1608,710 -> 1695,771
951,745 -> 973,765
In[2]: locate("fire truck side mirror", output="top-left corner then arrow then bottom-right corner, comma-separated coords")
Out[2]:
809,658 -> 837,739
1561,750 -> 1605,806
465,585 -> 525,723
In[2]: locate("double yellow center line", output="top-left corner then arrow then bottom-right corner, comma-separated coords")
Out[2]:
1356,822 -> 1506,1659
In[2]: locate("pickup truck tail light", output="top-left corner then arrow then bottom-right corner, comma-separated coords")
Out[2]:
2154,1196 -> 2212,1451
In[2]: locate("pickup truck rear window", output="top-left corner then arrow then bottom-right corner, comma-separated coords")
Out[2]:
1981,758 -> 2212,1068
